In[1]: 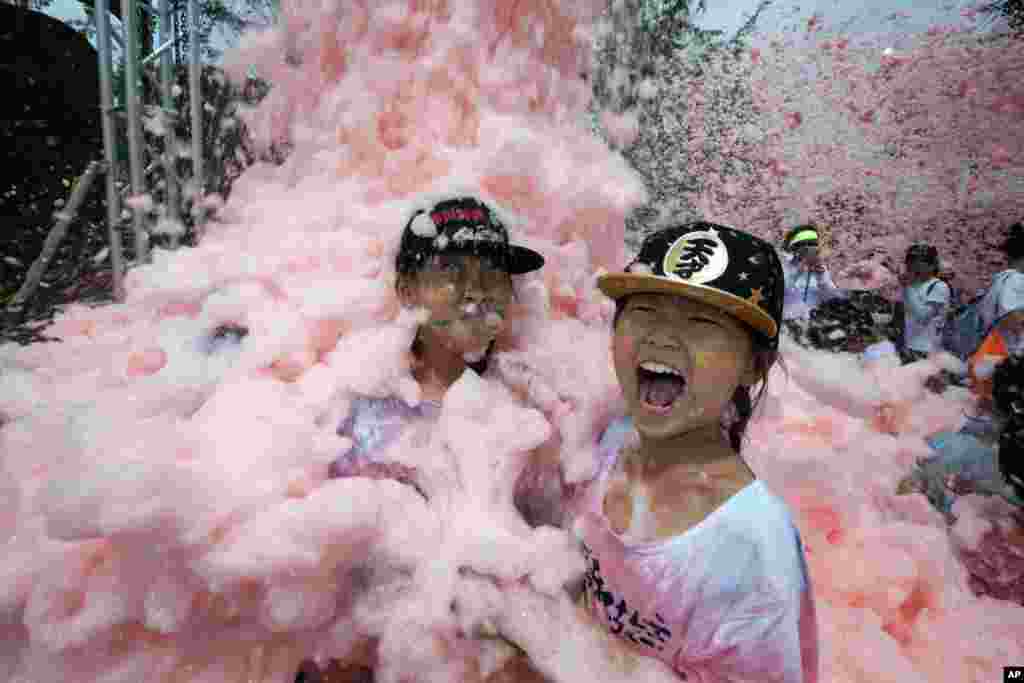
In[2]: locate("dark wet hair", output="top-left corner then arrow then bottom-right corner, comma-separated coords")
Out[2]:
1003,222 -> 1024,262
612,299 -> 778,453
992,355 -> 1024,499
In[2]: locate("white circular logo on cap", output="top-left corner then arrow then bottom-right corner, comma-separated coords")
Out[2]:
661,229 -> 729,285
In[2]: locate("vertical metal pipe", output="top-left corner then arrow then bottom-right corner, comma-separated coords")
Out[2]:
124,0 -> 149,263
96,0 -> 125,301
188,0 -> 205,242
159,0 -> 181,250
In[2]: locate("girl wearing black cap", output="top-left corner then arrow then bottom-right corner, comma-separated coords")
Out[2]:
495,224 -> 818,681
301,197 -> 548,683
329,196 -> 545,479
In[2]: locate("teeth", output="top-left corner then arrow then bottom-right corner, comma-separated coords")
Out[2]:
639,361 -> 684,377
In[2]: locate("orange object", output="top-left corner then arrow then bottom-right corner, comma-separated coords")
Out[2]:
968,327 -> 1008,400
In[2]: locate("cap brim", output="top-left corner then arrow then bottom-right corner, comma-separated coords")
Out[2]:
597,273 -> 778,339
508,245 -> 545,274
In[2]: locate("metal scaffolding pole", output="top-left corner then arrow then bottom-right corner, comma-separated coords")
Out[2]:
124,0 -> 150,263
159,0 -> 181,250
95,0 -> 125,301
188,0 -> 206,242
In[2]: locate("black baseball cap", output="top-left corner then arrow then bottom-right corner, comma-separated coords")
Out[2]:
396,197 -> 544,276
598,222 -> 784,343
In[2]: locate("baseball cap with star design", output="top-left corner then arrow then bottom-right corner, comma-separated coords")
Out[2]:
597,222 -> 785,346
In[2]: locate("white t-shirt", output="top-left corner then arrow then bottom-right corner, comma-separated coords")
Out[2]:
979,269 -> 1024,332
903,277 -> 950,352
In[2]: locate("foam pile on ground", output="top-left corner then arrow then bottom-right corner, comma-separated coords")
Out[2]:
746,337 -> 1024,682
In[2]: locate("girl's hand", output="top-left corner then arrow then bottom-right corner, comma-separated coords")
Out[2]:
801,253 -> 825,272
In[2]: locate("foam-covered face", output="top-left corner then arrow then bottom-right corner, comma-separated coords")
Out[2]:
612,293 -> 758,441
400,252 -> 514,360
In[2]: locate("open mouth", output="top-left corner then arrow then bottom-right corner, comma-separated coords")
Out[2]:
636,360 -> 687,415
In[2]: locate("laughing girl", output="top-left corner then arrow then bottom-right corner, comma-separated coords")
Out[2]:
573,223 -> 819,682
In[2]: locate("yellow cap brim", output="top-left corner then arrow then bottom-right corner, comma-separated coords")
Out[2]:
597,273 -> 778,339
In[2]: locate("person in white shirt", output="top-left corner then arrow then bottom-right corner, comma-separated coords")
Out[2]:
978,222 -> 1024,353
901,243 -> 951,364
780,225 -> 845,320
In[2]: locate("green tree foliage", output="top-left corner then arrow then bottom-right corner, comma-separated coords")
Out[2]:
69,0 -> 276,63
592,0 -> 768,112
130,64 -> 275,247
589,0 -> 772,250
